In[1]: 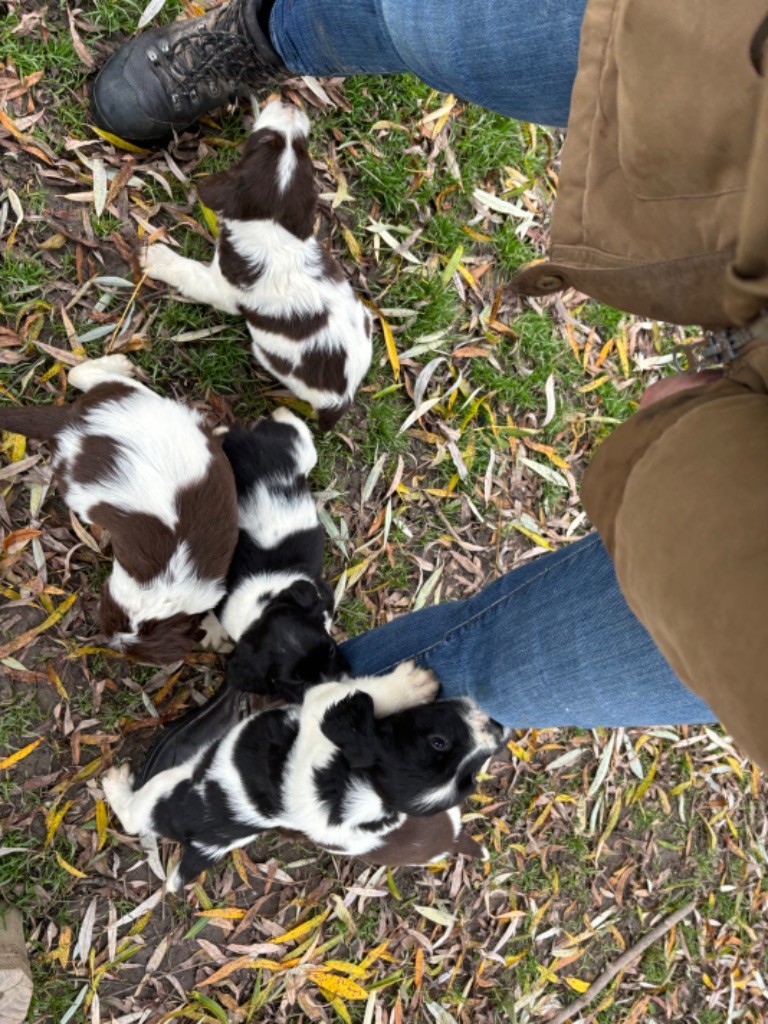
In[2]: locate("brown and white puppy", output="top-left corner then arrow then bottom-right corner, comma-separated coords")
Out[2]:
140,100 -> 373,431
0,355 -> 238,663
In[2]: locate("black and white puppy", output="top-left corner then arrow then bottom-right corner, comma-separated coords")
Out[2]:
141,100 -> 373,431
0,355 -> 238,664
102,661 -> 505,889
202,406 -> 346,698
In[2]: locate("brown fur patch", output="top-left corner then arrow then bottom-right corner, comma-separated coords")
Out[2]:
71,435 -> 121,486
316,403 -> 349,432
89,503 -> 178,584
296,346 -> 348,396
242,306 -> 329,341
218,226 -> 264,287
174,437 -> 240,584
197,129 -> 317,240
128,612 -> 206,664
99,580 -> 132,638
258,349 -> 294,378
75,381 -> 137,412
315,246 -> 346,284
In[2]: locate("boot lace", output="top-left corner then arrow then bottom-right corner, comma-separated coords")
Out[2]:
151,5 -> 272,106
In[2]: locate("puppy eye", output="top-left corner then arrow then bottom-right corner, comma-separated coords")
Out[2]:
429,734 -> 450,751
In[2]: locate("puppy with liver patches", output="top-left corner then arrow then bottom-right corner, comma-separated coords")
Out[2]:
141,100 -> 373,431
0,355 -> 238,664
102,661 -> 505,890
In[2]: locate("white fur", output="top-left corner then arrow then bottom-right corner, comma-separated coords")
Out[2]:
102,662 -> 443,884
58,356 -> 233,647
220,570 -> 312,642
56,387 -> 210,529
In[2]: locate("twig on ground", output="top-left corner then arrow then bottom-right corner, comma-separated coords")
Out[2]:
543,898 -> 698,1024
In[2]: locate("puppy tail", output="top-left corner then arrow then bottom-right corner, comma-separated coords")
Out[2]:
316,402 -> 350,432
0,404 -> 74,440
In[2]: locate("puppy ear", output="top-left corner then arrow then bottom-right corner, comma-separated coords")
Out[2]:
226,638 -> 272,694
315,580 -> 335,617
321,691 -> 381,769
284,579 -> 322,612
128,613 -> 203,665
197,170 -> 236,216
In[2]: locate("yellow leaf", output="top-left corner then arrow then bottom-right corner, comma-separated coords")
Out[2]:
273,910 -> 330,946
414,947 -> 424,989
9,433 -> 26,462
579,375 -> 610,393
55,852 -> 87,878
375,307 -> 400,382
0,592 -> 78,661
95,800 -> 109,851
199,202 -> 219,238
196,907 -> 246,920
199,956 -> 287,987
340,225 -> 362,265
564,976 -> 591,993
504,950 -> 527,967
616,332 -> 630,377
506,739 -> 532,761
326,996 -> 353,1024
536,962 -> 559,985
91,126 -> 151,154
55,926 -> 72,968
0,736 -> 44,772
359,940 -> 389,970
309,970 -> 369,1001
323,960 -> 369,980
631,753 -> 660,804
45,799 -> 74,846
231,848 -> 249,885
461,225 -> 493,243
509,523 -> 553,550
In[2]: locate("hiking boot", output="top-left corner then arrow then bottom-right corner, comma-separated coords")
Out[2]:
91,0 -> 288,145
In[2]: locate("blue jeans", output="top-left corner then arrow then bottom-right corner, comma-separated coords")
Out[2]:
269,0 -> 586,126
341,534 -> 717,728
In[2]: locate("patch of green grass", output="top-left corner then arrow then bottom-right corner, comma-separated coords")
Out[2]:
88,0 -> 186,36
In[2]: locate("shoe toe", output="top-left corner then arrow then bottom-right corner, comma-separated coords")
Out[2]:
91,40 -> 176,145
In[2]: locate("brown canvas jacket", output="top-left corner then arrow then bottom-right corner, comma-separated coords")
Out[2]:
511,0 -> 768,328
582,341 -> 768,771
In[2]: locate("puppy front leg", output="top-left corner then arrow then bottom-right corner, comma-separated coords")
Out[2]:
141,244 -> 239,314
349,660 -> 441,716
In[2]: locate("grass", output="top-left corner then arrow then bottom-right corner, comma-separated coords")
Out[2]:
0,3 -> 765,1023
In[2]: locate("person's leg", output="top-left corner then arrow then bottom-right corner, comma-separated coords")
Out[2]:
93,0 -> 585,142
270,0 -> 586,124
341,533 -> 717,729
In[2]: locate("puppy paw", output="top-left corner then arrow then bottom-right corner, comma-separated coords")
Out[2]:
397,661 -> 441,707
141,242 -> 182,284
68,354 -> 136,391
198,611 -> 234,653
102,762 -> 135,811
